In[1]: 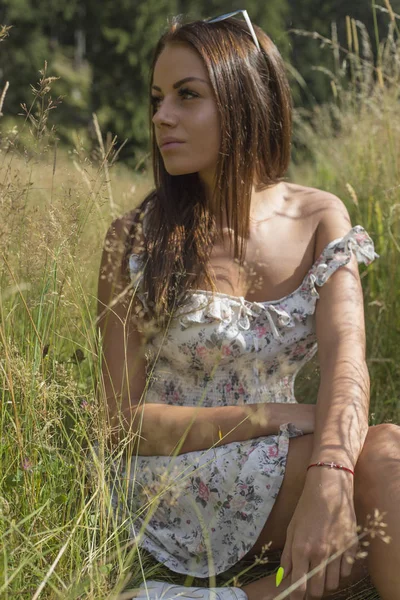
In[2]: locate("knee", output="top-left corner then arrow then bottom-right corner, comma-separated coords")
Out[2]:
357,423 -> 400,477
354,424 -> 400,513
364,423 -> 400,455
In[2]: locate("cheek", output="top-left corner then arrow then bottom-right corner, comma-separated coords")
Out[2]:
193,109 -> 220,151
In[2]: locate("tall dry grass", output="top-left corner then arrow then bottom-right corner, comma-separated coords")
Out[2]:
0,8 -> 399,599
290,7 -> 400,426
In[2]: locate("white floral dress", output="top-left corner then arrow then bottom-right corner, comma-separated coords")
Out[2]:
110,218 -> 378,578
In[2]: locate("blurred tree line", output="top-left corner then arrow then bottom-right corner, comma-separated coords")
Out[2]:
0,0 -> 398,166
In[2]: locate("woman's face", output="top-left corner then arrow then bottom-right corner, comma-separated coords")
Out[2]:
151,42 -> 221,190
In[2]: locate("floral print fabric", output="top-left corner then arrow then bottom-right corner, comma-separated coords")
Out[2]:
111,222 -> 378,578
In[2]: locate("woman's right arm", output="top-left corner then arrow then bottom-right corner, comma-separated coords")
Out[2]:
97,213 -> 316,457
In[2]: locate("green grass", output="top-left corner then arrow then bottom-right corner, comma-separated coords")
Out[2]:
1,10 -> 399,599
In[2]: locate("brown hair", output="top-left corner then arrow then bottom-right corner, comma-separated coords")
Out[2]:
126,14 -> 293,329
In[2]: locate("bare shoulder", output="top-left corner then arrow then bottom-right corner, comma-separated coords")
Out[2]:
285,182 -> 349,220
104,207 -> 141,249
102,205 -> 146,265
98,206 -> 144,299
285,182 -> 352,259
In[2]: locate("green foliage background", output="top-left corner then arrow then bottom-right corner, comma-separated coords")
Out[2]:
1,0 -> 399,164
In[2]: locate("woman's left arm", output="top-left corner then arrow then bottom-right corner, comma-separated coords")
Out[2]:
279,195 -> 372,599
310,199 -> 370,470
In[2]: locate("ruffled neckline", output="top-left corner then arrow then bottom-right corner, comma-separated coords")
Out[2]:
183,224 -> 379,308
129,224 -> 379,340
187,280 -> 311,308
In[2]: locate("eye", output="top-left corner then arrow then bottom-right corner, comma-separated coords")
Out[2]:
178,87 -> 198,100
150,88 -> 199,111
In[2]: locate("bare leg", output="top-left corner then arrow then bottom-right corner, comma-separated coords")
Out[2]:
242,573 -> 290,600
353,423 -> 400,599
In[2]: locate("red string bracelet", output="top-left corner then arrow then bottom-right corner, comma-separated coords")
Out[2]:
307,461 -> 355,476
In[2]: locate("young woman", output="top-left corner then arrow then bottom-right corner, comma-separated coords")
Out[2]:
96,12 -> 400,600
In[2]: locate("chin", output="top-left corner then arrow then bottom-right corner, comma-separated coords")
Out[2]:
164,164 -> 198,176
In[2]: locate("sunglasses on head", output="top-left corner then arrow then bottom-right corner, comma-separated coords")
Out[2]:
204,9 -> 261,52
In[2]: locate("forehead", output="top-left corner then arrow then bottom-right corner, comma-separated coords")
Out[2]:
152,43 -> 210,87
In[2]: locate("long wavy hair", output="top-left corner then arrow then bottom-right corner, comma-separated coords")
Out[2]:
125,14 -> 293,330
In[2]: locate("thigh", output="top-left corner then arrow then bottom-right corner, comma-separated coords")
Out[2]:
247,432 -> 315,555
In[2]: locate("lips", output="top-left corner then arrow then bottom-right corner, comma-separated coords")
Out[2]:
160,138 -> 184,148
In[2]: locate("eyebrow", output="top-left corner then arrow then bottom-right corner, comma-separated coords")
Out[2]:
151,77 -> 210,92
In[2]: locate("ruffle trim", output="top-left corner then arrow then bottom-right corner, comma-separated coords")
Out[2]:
279,422 -> 305,438
309,224 -> 379,287
175,294 -> 300,341
129,225 -> 379,340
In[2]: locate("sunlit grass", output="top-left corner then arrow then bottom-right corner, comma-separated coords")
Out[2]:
290,9 -> 400,427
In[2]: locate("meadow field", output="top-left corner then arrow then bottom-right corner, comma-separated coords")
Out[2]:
0,15 -> 399,600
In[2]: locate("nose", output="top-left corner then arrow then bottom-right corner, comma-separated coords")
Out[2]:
152,99 -> 178,128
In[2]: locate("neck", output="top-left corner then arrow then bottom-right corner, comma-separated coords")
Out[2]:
203,181 -> 284,229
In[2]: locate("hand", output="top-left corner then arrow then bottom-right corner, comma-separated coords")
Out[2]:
279,469 -> 359,599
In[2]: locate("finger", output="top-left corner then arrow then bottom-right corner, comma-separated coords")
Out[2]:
324,558 -> 341,595
307,556 -> 327,599
289,564 -> 309,600
340,540 -> 359,579
279,537 -> 293,580
341,550 -> 355,579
